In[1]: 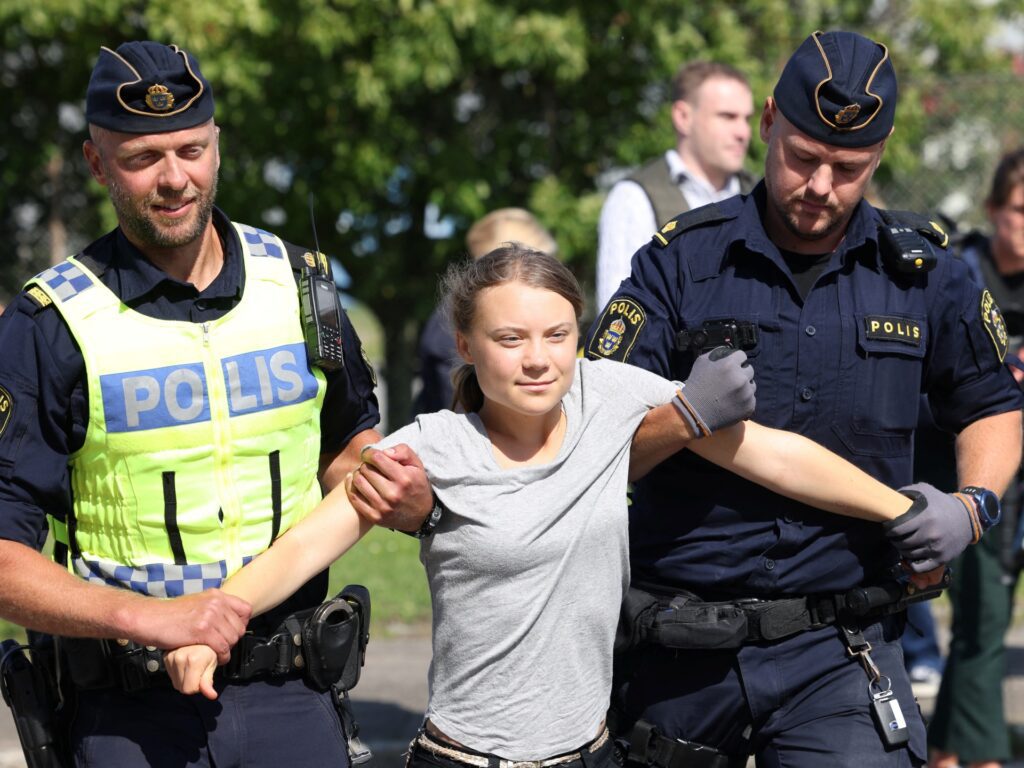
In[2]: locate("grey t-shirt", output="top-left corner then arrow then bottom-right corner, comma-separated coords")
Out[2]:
377,358 -> 678,759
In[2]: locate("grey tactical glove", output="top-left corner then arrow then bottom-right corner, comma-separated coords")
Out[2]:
883,482 -> 974,572
674,347 -> 756,437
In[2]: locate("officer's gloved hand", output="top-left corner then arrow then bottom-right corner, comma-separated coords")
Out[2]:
883,482 -> 974,572
674,347 -> 756,437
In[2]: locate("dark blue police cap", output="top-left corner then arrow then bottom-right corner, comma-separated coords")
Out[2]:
85,41 -> 214,133
773,30 -> 896,148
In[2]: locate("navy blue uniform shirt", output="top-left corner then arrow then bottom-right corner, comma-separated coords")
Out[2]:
586,184 -> 1023,596
413,306 -> 458,417
0,208 -> 379,553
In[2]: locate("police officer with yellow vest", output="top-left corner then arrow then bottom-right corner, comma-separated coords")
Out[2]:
0,41 -> 433,766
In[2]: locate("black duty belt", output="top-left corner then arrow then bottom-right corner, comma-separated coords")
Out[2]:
62,585 -> 371,694
617,574 -> 949,653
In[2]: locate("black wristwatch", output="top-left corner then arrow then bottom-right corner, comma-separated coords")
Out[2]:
397,493 -> 446,539
959,486 -> 1002,532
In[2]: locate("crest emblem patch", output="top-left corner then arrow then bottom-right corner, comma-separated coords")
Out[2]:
587,298 -> 646,362
145,84 -> 175,112
0,385 -> 12,441
981,289 -> 1009,362
835,104 -> 861,125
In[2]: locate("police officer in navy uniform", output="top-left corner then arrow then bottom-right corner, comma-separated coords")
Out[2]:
0,41 -> 433,766
587,31 -> 1023,768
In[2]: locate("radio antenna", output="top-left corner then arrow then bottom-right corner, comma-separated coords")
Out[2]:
308,192 -> 321,255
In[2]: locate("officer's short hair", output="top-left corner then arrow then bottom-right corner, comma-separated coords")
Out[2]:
671,61 -> 750,104
987,149 -> 1024,210
85,41 -> 214,133
773,30 -> 896,148
465,208 -> 558,261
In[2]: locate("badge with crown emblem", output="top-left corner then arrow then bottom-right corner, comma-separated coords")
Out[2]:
587,297 -> 646,362
835,104 -> 861,125
145,84 -> 175,112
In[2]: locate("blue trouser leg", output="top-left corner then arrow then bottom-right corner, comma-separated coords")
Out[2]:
616,616 -> 927,768
71,676 -> 349,768
901,600 -> 943,673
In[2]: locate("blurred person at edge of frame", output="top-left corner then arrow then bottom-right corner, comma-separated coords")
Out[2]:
412,207 -> 558,416
928,148 -> 1024,768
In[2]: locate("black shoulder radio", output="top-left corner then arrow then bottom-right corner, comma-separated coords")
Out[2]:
299,194 -> 345,372
299,252 -> 345,372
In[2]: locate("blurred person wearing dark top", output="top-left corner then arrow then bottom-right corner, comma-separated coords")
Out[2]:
413,207 -> 557,415
928,148 -> 1024,768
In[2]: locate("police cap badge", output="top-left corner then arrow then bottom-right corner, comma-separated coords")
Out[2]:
85,41 -> 214,133
774,30 -> 897,148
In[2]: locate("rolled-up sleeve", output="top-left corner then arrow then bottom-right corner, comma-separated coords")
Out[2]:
318,306 -> 381,452
925,257 -> 1023,433
0,297 -> 81,549
586,240 -> 684,380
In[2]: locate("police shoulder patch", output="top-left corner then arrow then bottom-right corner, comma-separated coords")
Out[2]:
0,385 -> 12,441
981,289 -> 1009,362
360,346 -> 377,387
587,297 -> 646,362
651,204 -> 731,248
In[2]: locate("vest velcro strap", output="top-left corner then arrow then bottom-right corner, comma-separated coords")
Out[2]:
269,450 -> 282,544
162,472 -> 188,566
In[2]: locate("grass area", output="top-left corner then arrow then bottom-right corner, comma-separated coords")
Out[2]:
327,526 -> 432,637
344,299 -> 383,364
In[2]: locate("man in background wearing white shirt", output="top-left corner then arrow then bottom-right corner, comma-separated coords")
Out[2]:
596,61 -> 756,308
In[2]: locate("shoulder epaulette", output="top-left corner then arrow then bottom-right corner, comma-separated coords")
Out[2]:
651,203 -> 733,248
24,286 -> 53,312
877,209 -> 950,249
283,241 -> 332,278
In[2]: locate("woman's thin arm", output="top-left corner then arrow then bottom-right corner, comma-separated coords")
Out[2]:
688,421 -> 912,521
221,478 -> 373,616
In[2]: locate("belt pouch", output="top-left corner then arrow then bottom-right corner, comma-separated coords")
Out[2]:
648,603 -> 748,650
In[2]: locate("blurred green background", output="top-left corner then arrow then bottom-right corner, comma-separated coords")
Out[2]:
2,1 -> 1024,643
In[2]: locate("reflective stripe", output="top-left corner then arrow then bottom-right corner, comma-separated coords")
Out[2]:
74,553 -> 255,597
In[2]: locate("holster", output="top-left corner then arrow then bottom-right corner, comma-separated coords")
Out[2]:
0,635 -> 70,767
301,584 -> 370,692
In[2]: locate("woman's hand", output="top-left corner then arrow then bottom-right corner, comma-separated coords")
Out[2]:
164,644 -> 219,700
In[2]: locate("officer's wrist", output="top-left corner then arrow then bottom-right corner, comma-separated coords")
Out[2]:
395,493 -> 445,539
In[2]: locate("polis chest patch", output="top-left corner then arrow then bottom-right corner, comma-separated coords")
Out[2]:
587,298 -> 646,362
0,385 -> 11,439
863,315 -> 923,345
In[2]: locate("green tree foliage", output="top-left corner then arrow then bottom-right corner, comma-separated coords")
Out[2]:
2,0 -> 1019,426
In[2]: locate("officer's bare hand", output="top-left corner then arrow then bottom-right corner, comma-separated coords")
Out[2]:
131,589 -> 251,664
884,483 -> 974,572
164,644 -> 219,700
347,443 -> 433,532
676,347 -> 756,436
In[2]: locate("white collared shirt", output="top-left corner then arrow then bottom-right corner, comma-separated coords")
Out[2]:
595,150 -> 743,309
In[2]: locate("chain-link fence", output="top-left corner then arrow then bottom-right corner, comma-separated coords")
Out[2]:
875,72 -> 1024,235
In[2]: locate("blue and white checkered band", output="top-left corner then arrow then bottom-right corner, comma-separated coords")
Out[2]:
34,261 -> 94,302
236,223 -> 284,258
73,553 -> 255,597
